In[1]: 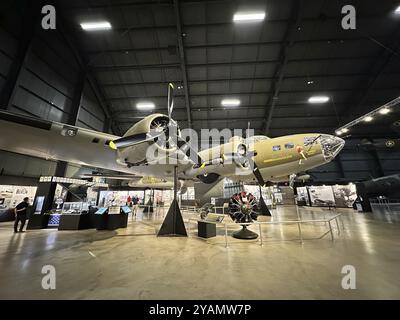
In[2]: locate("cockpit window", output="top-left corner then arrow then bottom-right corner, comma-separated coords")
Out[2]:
304,137 -> 317,146
273,145 -> 281,151
285,143 -> 294,149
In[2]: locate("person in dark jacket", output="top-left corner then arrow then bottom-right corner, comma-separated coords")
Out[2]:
14,197 -> 29,233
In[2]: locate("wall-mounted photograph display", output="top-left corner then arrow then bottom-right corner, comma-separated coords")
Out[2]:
0,185 -> 37,209
332,184 -> 357,208
308,186 -> 335,207
296,187 -> 310,206
52,183 -> 68,210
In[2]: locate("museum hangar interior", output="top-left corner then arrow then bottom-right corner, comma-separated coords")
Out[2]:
0,0 -> 400,300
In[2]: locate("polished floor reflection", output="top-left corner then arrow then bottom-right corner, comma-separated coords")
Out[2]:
0,206 -> 399,299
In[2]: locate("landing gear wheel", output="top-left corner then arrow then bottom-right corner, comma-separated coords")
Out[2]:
228,191 -> 259,240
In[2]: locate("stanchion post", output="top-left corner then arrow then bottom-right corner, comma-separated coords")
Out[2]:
328,220 -> 334,241
335,217 -> 340,234
297,222 -> 303,243
259,223 -> 263,246
224,223 -> 228,248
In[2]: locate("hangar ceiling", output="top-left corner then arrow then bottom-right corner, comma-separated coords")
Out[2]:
58,0 -> 400,138
0,0 -> 400,183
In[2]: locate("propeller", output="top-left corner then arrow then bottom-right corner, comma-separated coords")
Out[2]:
110,132 -> 164,149
219,122 -> 265,186
110,83 -> 204,167
244,122 -> 266,186
167,82 -> 174,120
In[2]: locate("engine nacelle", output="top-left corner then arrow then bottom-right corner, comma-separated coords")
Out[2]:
116,114 -> 175,166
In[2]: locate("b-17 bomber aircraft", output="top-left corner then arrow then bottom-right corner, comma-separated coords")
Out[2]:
0,84 -> 345,191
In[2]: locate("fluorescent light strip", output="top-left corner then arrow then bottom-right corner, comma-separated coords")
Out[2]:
80,21 -> 112,30
335,96 -> 400,134
136,102 -> 155,110
308,96 -> 330,104
221,99 -> 241,107
233,12 -> 265,22
379,108 -> 390,115
364,116 -> 373,122
335,130 -> 343,135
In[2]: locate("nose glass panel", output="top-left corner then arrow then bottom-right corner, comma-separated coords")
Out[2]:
320,135 -> 345,161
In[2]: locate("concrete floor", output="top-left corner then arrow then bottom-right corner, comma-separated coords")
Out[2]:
0,206 -> 399,300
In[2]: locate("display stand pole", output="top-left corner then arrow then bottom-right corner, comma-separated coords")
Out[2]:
157,165 -> 187,236
258,185 -> 271,216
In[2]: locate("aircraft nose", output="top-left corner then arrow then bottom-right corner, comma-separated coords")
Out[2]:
320,134 -> 345,161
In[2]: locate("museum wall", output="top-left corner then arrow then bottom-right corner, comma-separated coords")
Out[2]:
1,14 -> 107,128
309,138 -> 400,181
77,81 -> 107,132
0,150 -> 95,183
0,1 -> 108,180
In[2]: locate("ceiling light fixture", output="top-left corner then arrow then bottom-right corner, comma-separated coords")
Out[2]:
80,21 -> 112,31
308,96 -> 330,104
395,5 -> 400,14
364,116 -> 373,122
221,99 -> 241,107
335,130 -> 343,135
233,12 -> 266,22
136,102 -> 155,111
342,128 -> 349,133
379,108 -> 390,115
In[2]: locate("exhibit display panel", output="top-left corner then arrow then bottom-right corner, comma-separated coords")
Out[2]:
243,184 -> 283,207
108,206 -> 121,215
95,207 -> 108,214
297,184 -> 357,208
0,185 -> 37,210
181,187 -> 195,200
98,190 -> 145,207
308,186 -> 336,207
62,202 -> 85,214
86,187 -> 98,206
52,183 -> 68,210
332,184 -> 357,208
244,185 -> 260,198
296,187 -> 310,206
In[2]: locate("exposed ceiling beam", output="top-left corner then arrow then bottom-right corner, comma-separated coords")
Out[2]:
343,25 -> 400,121
262,0 -> 303,135
100,72 -> 391,88
115,115 -> 340,123
104,86 -> 400,101
86,36 -> 387,55
55,7 -> 122,136
63,15 -> 392,33
173,0 -> 192,128
112,106 -> 361,116
91,63 -> 180,72
90,56 -> 377,72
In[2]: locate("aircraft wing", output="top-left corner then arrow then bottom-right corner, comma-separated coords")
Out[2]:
0,110 -> 134,174
80,174 -> 141,180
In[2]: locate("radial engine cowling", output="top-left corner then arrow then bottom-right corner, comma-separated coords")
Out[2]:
116,114 -> 175,166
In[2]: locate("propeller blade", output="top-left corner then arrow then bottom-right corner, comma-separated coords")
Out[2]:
110,131 -> 163,149
167,83 -> 174,120
252,163 -> 265,186
177,136 -> 204,167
